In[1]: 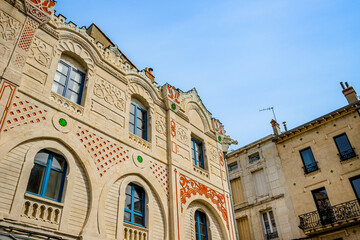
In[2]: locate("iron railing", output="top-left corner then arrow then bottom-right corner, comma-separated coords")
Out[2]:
302,162 -> 319,174
265,231 -> 279,239
338,148 -> 356,161
299,199 -> 360,232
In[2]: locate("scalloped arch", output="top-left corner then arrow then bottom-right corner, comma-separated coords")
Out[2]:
187,101 -> 211,132
56,39 -> 96,77
127,82 -> 155,114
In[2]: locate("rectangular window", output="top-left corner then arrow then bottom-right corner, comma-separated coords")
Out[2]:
249,152 -> 260,163
191,138 -> 205,169
230,177 -> 245,204
312,187 -> 334,225
195,210 -> 208,240
334,133 -> 356,161
350,176 -> 360,200
300,147 -> 318,174
52,61 -> 85,104
253,170 -> 268,197
129,103 -> 147,140
262,210 -> 278,240
228,163 -> 238,172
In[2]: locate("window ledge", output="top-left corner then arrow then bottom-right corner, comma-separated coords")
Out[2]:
123,222 -> 148,239
304,168 -> 321,177
193,165 -> 209,178
50,92 -> 84,115
24,193 -> 64,207
340,155 -> 359,164
129,132 -> 151,151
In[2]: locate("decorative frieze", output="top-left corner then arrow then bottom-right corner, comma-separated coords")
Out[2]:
28,37 -> 54,67
93,77 -> 125,112
0,10 -> 21,44
155,113 -> 166,136
50,92 -> 84,115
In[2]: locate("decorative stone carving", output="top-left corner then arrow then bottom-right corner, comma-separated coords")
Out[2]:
0,80 -> 17,132
50,92 -> 84,115
93,78 -> 125,111
57,39 -> 95,76
155,113 -> 166,136
127,83 -> 155,114
170,119 -> 176,137
212,118 -> 225,136
209,145 -> 218,163
179,173 -> 229,229
76,126 -> 131,177
3,95 -> 48,133
150,161 -> 169,194
0,10 -> 21,43
176,123 -> 188,145
28,37 -> 53,67
24,0 -> 56,23
166,85 -> 180,104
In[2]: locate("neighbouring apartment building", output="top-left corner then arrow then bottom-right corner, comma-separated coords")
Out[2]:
0,1 -> 238,240
228,83 -> 360,240
226,135 -> 300,240
273,83 -> 360,240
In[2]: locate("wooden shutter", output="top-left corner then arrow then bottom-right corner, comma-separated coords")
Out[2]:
230,177 -> 245,204
237,216 -> 251,240
253,170 -> 268,197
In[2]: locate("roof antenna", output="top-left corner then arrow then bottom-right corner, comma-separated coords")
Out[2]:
260,107 -> 277,122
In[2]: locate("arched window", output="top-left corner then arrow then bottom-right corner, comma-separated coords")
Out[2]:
52,58 -> 85,105
129,100 -> 147,140
195,210 -> 208,240
26,150 -> 67,202
124,183 -> 146,227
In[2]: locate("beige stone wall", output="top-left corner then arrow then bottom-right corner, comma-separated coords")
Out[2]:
275,106 -> 360,239
0,1 -> 237,239
227,136 -> 300,240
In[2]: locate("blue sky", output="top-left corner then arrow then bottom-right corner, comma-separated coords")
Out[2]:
55,0 -> 360,148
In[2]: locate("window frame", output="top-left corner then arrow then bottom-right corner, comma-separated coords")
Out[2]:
299,147 -> 319,174
26,149 -> 67,202
333,133 -> 356,161
195,210 -> 208,240
248,152 -> 260,164
191,137 -> 205,169
228,162 -> 238,172
124,183 -> 146,228
261,210 -> 278,240
349,175 -> 360,200
129,102 -> 148,141
53,60 -> 85,105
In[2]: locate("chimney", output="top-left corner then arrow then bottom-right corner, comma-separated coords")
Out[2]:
270,119 -> 281,135
144,68 -> 155,83
341,82 -> 358,104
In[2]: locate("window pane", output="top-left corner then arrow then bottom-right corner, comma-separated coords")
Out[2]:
351,177 -> 360,199
34,151 -> 49,165
70,70 -> 82,83
26,164 -> 46,195
54,72 -> 67,85
129,123 -> 135,134
134,185 -> 143,198
66,90 -> 79,103
130,104 -> 135,114
68,80 -> 81,93
57,62 -> 69,75
137,108 -> 144,119
51,155 -> 65,171
200,224 -> 207,235
45,169 -> 62,200
125,195 -> 132,209
134,215 -> 143,225
52,82 -> 65,96
136,128 -> 143,138
126,184 -> 132,195
201,236 -> 207,240
335,134 -> 352,152
124,211 -> 131,221
129,113 -> 135,125
300,148 -> 316,166
134,198 -> 143,212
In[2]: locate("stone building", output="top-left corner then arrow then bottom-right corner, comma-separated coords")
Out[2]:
227,83 -> 360,240
226,135 -> 300,240
0,1 -> 237,239
273,83 -> 360,240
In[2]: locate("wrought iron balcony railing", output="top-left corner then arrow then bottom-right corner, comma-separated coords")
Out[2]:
302,162 -> 319,175
338,148 -> 356,161
299,199 -> 360,233
265,231 -> 279,240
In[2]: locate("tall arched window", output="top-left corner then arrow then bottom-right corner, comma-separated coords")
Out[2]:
124,183 -> 146,227
52,57 -> 86,105
195,210 -> 208,240
26,150 -> 67,202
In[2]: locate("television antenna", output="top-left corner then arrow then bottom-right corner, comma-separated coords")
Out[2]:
259,107 -> 277,122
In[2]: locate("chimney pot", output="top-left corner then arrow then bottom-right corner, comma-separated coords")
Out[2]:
270,119 -> 281,135
340,82 -> 358,104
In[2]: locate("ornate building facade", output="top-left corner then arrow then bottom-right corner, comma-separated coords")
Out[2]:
0,1 -> 237,239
